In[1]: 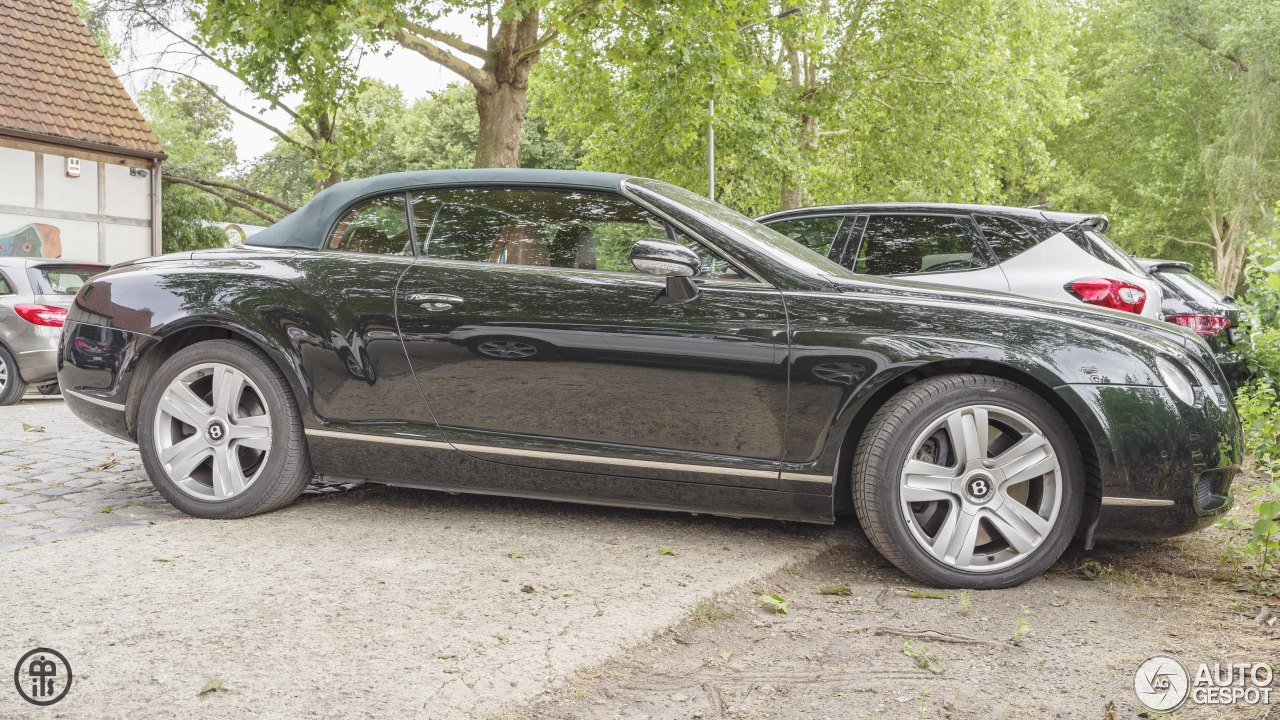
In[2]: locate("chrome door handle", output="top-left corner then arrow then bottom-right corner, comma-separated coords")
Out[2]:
406,293 -> 464,311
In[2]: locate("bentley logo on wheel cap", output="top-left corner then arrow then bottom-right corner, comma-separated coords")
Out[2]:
965,474 -> 994,502
206,420 -> 227,443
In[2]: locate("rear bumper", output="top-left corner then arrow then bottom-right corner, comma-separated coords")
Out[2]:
57,320 -> 149,441
1057,383 -> 1242,542
15,346 -> 57,383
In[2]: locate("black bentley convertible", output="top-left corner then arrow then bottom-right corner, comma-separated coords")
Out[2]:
58,170 -> 1242,588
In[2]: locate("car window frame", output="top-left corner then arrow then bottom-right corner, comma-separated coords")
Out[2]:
759,213 -> 856,263
321,190 -> 418,259
0,270 -> 13,295
402,184 -> 768,287
849,212 -> 991,276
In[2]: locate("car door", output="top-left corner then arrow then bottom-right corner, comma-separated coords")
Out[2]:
847,213 -> 1010,291
394,185 -> 790,487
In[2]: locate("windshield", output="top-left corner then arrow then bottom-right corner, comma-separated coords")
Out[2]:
29,265 -> 104,295
625,178 -> 857,280
1160,267 -> 1228,306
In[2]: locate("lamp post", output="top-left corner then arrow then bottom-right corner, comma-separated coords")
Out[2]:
708,7 -> 802,202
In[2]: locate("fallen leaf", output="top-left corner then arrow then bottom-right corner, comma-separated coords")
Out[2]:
716,649 -> 732,661
758,593 -> 789,615
99,506 -> 112,514
89,453 -> 117,472
21,423 -> 44,433
659,546 -> 678,557
819,584 -> 852,596
198,678 -> 223,696
561,589 -> 578,598
521,585 -> 534,593
153,555 -> 176,563
1266,595 -> 1279,607
906,588 -> 950,600
435,653 -> 457,660
505,552 -> 524,560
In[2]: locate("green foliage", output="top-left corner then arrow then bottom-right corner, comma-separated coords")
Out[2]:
1046,0 -> 1280,291
901,641 -> 940,674
536,0 -> 1078,215
757,593 -> 789,614
74,0 -> 118,62
139,79 -> 237,252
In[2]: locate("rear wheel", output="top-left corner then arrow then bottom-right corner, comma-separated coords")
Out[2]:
852,374 -> 1082,588
137,339 -> 312,519
0,345 -> 27,406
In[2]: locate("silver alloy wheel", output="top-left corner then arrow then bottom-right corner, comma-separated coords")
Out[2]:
476,340 -> 538,359
898,404 -> 1062,572
0,354 -> 7,391
152,362 -> 272,501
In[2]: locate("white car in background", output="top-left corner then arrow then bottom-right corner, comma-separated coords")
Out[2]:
758,203 -> 1164,319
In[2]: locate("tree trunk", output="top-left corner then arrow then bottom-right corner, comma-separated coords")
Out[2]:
475,83 -> 528,168
780,174 -> 803,210
779,114 -> 819,210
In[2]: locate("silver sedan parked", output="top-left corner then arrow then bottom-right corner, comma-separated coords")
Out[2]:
0,258 -> 106,404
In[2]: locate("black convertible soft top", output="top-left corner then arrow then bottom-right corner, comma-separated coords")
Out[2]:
247,169 -> 633,250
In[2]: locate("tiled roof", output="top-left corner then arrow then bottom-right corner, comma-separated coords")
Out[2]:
0,0 -> 164,157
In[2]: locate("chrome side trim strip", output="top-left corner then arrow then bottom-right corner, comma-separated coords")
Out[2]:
1100,496 -> 1176,507
305,428 -> 831,485
306,428 -> 450,450
63,389 -> 126,412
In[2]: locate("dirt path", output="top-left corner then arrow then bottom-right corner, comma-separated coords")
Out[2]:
520,480 -> 1280,720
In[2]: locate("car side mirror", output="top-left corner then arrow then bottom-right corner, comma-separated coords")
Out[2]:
630,240 -> 702,304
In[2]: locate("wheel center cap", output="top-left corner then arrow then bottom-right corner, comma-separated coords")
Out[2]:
206,419 -> 228,444
964,473 -> 995,504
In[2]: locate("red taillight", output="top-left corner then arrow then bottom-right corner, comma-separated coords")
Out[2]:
1065,278 -> 1147,314
1165,313 -> 1230,337
13,304 -> 68,327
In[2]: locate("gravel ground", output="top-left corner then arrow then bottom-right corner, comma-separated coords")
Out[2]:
1,399 -> 1276,718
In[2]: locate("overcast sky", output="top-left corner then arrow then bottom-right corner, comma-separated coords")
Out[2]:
110,13 -> 486,162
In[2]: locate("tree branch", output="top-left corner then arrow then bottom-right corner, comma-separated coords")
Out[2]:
193,178 -> 297,212
163,175 -> 281,223
515,0 -> 600,61
394,27 -> 495,91
403,19 -> 491,59
1157,233 -> 1216,250
128,4 -> 318,139
127,67 -> 311,154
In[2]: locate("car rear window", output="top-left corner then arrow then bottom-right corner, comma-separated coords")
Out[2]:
1059,225 -> 1145,275
763,216 -> 845,257
1157,267 -> 1227,306
853,214 -> 979,275
974,214 -> 1044,261
29,265 -> 103,295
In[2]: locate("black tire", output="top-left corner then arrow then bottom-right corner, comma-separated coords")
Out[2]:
852,374 -> 1083,589
137,339 -> 313,519
36,382 -> 59,396
0,344 -> 28,406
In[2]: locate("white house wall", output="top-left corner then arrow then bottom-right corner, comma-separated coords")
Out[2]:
0,138 -> 156,264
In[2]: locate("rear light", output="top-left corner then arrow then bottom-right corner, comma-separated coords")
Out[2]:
1065,278 -> 1147,314
1165,313 -> 1230,337
13,304 -> 68,327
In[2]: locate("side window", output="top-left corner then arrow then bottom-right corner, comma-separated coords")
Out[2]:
853,215 -> 979,275
765,216 -> 845,256
974,214 -> 1042,262
410,188 -> 750,279
327,194 -> 411,256
0,275 -> 11,295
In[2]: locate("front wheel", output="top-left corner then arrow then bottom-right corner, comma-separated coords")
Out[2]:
137,339 -> 313,519
852,374 -> 1082,589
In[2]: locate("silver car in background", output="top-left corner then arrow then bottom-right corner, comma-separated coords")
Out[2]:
759,203 -> 1165,319
0,258 -> 106,404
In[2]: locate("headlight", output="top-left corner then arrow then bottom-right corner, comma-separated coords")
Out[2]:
1155,356 -> 1195,405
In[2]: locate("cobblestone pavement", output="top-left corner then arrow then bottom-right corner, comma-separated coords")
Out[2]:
0,396 -> 183,551
0,396 -> 367,552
